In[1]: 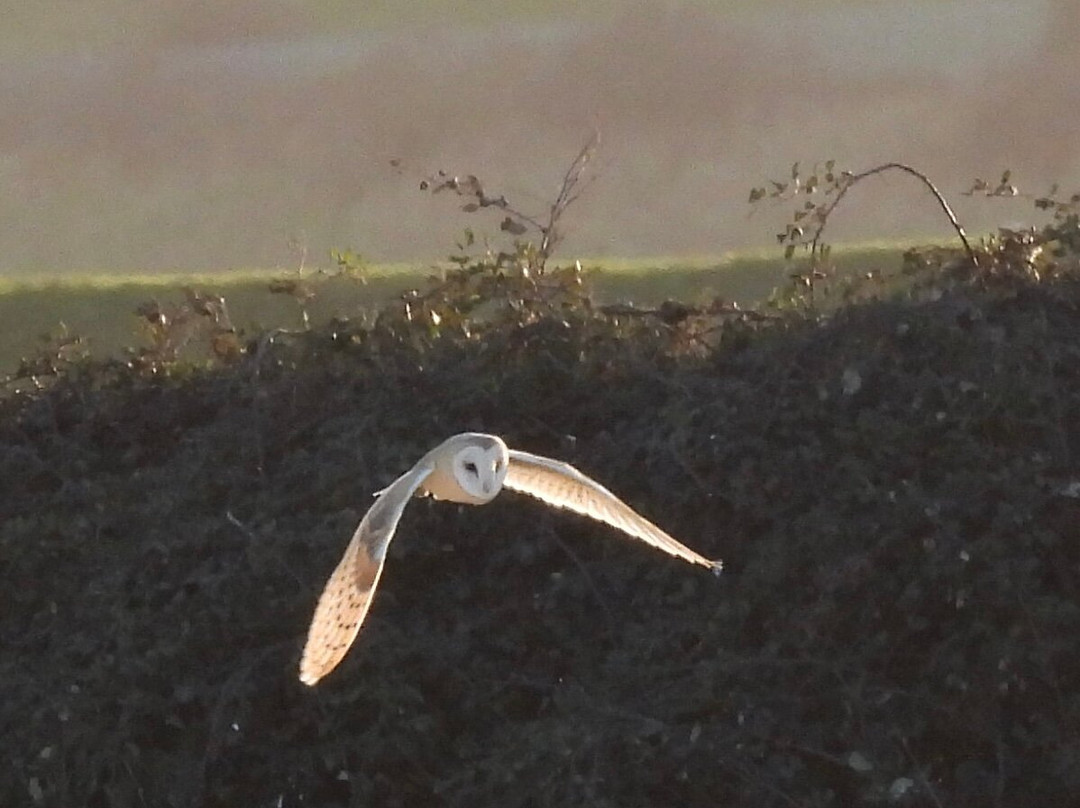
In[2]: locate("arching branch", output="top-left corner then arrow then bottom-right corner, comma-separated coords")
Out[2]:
810,163 -> 978,268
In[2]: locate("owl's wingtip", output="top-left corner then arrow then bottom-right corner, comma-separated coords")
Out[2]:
298,663 -> 323,687
709,559 -> 724,576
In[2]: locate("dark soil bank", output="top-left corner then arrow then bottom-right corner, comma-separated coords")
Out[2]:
2,244 -> 1079,806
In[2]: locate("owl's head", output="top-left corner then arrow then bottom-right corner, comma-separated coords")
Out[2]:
449,433 -> 510,502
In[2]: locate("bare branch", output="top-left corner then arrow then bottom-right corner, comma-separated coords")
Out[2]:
810,163 -> 978,268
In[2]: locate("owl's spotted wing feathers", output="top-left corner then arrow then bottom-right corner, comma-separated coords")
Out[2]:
299,465 -> 432,686
504,450 -> 721,571
300,434 -> 719,687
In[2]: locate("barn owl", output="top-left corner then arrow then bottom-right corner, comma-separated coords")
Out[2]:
299,432 -> 720,685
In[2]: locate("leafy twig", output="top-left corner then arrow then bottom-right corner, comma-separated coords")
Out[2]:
421,130 -> 600,274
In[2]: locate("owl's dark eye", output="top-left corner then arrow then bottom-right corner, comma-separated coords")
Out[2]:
463,461 -> 478,475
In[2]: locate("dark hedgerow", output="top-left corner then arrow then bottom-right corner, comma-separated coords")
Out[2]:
1,164 -> 1079,808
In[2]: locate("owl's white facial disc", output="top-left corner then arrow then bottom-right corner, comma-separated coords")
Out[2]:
452,442 -> 508,502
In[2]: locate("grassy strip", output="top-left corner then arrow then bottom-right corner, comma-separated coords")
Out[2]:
1,243 -> 921,374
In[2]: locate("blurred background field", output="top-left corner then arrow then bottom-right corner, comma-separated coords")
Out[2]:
1,0 -> 1076,275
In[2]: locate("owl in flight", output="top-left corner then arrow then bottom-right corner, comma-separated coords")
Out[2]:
299,432 -> 721,685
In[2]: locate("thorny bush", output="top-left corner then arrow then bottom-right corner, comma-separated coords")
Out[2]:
1,175 -> 1080,808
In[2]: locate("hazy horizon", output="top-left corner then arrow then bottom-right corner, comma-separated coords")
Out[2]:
1,0 -> 1077,274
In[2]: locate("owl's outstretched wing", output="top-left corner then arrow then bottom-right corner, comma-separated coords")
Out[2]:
299,464 -> 433,686
504,450 -> 721,571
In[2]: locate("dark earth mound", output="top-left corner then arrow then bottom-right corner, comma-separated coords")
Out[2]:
2,241 -> 1079,807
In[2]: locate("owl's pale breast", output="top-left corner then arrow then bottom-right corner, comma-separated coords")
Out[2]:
420,464 -> 488,504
